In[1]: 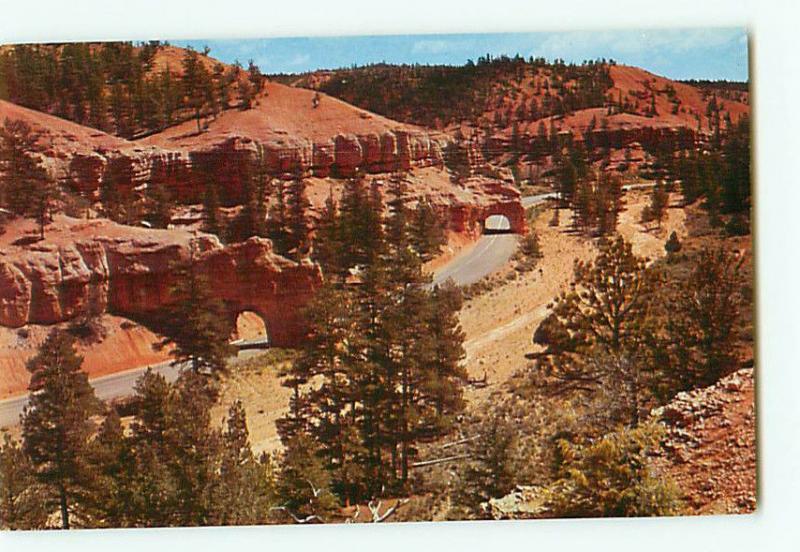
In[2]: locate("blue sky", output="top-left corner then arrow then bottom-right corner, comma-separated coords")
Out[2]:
176,28 -> 748,81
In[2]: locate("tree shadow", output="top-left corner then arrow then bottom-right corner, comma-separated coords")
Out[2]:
12,235 -> 43,246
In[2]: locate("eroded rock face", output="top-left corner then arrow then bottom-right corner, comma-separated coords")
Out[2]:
0,97 -> 449,207
0,221 -> 322,347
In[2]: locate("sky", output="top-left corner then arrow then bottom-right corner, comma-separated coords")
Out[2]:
176,28 -> 749,82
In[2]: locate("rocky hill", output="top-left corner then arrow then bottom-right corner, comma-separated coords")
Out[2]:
289,59 -> 749,174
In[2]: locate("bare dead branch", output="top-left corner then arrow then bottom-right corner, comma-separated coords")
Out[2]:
270,506 -> 324,524
411,453 -> 471,468
441,434 -> 480,450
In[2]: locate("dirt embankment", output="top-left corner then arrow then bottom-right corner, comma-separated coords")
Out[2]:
0,315 -> 169,399
650,367 -> 756,514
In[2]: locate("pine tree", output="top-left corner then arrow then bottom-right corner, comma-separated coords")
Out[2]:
452,411 -> 518,518
411,199 -> 447,261
181,48 -> 211,133
162,371 -> 220,526
533,236 -> 659,424
216,401 -> 274,525
312,188 -> 343,280
721,115 -> 751,214
643,183 -> 668,229
21,329 -> 101,529
144,182 -> 173,228
286,177 -> 311,257
158,251 -> 234,387
424,282 -> 467,426
275,432 -> 338,523
88,408 -> 134,527
230,162 -> 268,243
126,370 -> 176,526
109,82 -> 132,138
266,179 -> 290,254
664,231 -> 682,256
0,434 -> 47,529
549,424 -> 682,517
0,118 -> 50,219
660,247 -> 743,393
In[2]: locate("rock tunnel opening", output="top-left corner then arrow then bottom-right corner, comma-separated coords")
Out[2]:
483,214 -> 513,234
233,310 -> 270,347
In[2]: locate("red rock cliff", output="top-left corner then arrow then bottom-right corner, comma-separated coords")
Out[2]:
0,217 -> 322,347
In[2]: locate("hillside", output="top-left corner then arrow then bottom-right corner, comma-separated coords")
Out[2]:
291,58 -> 748,132
289,59 -> 749,177
0,41 -> 257,139
139,80 -> 432,146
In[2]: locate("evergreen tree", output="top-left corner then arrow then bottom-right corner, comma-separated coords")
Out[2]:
144,182 -> 174,228
0,118 -> 50,219
230,162 -> 268,243
642,183 -> 668,229
162,372 -> 221,526
275,432 -> 338,523
158,251 -> 234,387
88,408 -> 135,527
286,177 -> 311,257
21,329 -> 101,529
216,401 -> 275,525
181,48 -> 211,133
410,199 -> 447,261
0,434 -> 47,529
533,236 -> 659,425
659,247 -> 743,394
125,370 -> 176,526
451,411 -> 518,518
721,115 -> 751,214
549,424 -> 682,517
664,231 -> 682,256
202,179 -> 223,236
312,188 -> 343,280
266,178 -> 290,254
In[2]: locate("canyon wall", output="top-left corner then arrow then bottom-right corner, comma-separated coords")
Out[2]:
56,130 -> 449,206
0,222 -> 322,347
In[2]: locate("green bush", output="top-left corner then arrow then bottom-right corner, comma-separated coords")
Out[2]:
547,424 -> 683,518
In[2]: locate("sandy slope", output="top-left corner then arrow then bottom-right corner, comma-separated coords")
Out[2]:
459,191 -> 686,405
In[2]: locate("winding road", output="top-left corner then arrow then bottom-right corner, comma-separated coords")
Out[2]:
432,192 -> 555,287
0,185 -> 647,428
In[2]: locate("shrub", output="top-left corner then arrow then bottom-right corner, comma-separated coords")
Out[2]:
548,424 -> 683,518
664,231 -> 682,255
725,214 -> 750,236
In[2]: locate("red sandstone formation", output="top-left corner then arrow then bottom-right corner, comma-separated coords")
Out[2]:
1,82 -> 451,207
138,81 -> 451,198
0,216 -> 321,347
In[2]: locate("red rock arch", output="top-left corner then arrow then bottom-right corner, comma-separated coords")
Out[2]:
481,201 -> 527,234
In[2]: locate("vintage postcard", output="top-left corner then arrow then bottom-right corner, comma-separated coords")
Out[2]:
0,29 -> 753,529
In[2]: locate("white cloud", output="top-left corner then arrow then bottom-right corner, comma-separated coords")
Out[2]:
287,53 -> 310,66
411,38 -> 473,55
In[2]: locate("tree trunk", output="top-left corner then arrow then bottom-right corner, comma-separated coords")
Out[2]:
59,484 -> 69,529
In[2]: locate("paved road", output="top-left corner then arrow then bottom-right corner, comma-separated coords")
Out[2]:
0,360 -> 181,428
0,337 -> 270,429
432,192 -> 555,287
